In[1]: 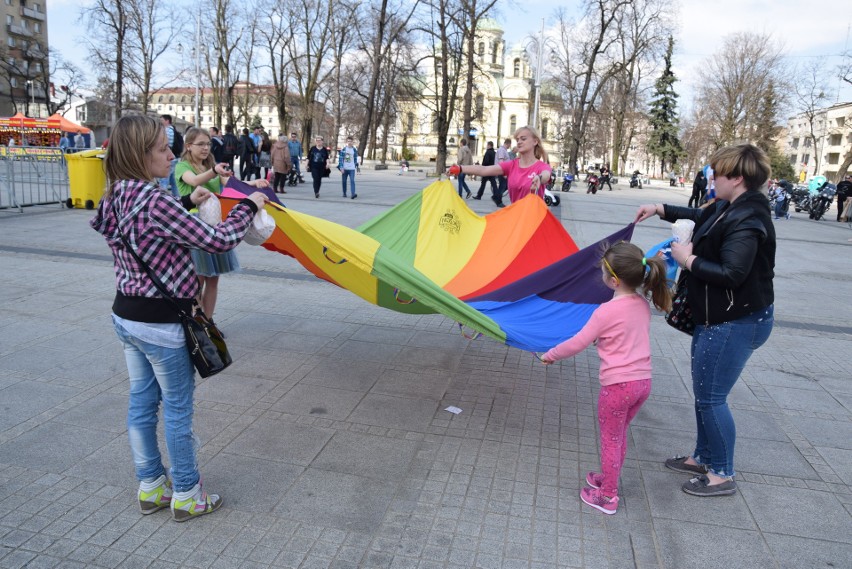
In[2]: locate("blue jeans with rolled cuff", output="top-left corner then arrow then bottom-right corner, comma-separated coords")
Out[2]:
690,305 -> 773,478
113,318 -> 200,492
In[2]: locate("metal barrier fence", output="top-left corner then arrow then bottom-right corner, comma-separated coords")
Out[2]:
0,147 -> 69,212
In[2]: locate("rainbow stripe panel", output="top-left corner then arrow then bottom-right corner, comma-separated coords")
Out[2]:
220,179 -> 635,352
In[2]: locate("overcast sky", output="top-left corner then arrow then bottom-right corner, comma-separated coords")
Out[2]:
47,0 -> 851,116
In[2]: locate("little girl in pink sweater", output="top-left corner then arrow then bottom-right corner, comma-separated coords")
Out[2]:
542,242 -> 672,514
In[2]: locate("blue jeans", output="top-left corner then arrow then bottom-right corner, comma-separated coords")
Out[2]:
341,169 -> 356,196
291,157 -> 301,177
690,305 -> 774,477
113,318 -> 200,492
457,173 -> 471,196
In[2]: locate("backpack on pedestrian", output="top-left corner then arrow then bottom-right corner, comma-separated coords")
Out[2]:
170,128 -> 184,156
223,133 -> 239,157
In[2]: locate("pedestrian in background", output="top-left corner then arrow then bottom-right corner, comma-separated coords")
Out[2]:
473,141 -> 498,200
307,135 -> 330,198
288,132 -> 304,183
90,114 -> 266,522
456,138 -> 473,198
270,133 -> 292,193
836,174 -> 852,222
689,170 -> 707,208
338,136 -> 359,199
238,128 -> 256,180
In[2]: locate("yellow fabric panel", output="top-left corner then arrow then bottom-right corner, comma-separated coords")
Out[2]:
266,206 -> 381,304
413,180 -> 486,286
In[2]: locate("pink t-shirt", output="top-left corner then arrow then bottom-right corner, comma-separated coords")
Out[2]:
543,294 -> 652,386
500,159 -> 552,203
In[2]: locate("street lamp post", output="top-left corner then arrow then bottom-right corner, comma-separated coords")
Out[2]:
531,19 -> 545,131
26,80 -> 35,116
194,11 -> 201,126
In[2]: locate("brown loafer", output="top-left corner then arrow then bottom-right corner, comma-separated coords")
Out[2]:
682,474 -> 737,497
665,455 -> 708,475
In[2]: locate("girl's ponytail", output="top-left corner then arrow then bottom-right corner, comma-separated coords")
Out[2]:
643,256 -> 672,312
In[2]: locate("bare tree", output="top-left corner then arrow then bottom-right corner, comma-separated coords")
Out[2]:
699,32 -> 785,147
325,2 -> 359,146
411,0 -> 465,173
608,0 -> 669,174
204,0 -> 245,128
287,0 -> 336,143
455,0 -> 499,142
793,60 -> 832,175
44,51 -> 85,116
551,0 -> 633,175
125,0 -> 182,114
80,0 -> 134,122
352,0 -> 421,160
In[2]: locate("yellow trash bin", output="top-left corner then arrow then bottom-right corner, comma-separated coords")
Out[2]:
65,148 -> 107,210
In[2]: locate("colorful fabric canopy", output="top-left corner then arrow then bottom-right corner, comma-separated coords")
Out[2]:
219,179 -> 636,352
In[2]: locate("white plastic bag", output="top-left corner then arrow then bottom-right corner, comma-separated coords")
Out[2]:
243,209 -> 275,246
672,219 -> 695,244
197,194 -> 222,226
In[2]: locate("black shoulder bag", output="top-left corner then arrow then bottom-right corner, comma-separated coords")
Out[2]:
111,201 -> 232,378
665,271 -> 695,336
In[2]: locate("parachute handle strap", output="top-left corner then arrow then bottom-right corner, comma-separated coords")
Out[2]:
457,322 -> 482,340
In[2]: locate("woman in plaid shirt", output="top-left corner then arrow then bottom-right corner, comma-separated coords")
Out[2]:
91,115 -> 267,522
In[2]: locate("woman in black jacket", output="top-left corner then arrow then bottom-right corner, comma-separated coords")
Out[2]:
634,143 -> 775,498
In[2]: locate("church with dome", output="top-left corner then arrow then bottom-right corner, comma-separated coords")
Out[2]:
390,20 -> 564,165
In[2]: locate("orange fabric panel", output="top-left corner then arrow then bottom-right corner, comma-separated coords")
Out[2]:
443,196 -> 548,297
457,207 -> 580,300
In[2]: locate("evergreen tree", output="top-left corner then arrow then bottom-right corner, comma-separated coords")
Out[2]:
753,83 -> 779,153
647,37 -> 683,175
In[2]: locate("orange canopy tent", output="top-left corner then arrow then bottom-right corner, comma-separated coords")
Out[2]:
0,113 -> 65,146
46,113 -> 91,134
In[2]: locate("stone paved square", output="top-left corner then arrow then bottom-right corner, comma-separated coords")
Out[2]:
1,171 -> 850,568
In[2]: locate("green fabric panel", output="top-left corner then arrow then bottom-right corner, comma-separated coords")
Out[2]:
357,191 -> 422,264
371,245 -> 506,343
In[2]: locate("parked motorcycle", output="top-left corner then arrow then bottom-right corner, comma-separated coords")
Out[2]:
561,173 -> 574,192
809,183 -> 836,220
587,173 -> 600,194
629,171 -> 642,189
791,186 -> 812,213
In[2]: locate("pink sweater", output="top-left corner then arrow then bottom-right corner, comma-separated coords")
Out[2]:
543,294 -> 652,386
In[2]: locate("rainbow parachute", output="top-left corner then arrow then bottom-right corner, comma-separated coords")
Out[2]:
220,179 -> 635,352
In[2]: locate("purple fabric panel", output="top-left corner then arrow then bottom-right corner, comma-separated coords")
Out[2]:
469,224 -> 635,304
225,176 -> 285,206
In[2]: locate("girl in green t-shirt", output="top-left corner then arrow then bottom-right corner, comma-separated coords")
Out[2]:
177,127 -> 269,318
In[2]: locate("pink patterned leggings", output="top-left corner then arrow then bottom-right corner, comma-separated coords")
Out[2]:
597,379 -> 651,497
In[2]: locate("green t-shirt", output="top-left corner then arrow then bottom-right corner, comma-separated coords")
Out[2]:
176,160 -> 222,197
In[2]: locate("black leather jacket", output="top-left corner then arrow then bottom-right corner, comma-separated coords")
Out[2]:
663,191 -> 775,325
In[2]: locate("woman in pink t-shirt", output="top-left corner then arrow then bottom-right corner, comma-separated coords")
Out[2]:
448,126 -> 552,206
541,242 -> 672,515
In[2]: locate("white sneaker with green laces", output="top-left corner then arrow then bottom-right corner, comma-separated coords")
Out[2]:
170,483 -> 222,522
138,475 -> 173,515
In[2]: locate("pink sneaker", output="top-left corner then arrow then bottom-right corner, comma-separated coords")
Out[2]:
580,487 -> 618,515
585,471 -> 603,489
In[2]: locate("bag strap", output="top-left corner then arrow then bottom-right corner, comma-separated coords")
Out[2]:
110,199 -> 194,320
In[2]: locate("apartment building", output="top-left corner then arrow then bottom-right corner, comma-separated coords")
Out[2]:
0,0 -> 48,117
785,101 -> 852,182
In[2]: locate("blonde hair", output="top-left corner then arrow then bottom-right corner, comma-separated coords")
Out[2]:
602,242 -> 672,312
514,125 -> 549,163
710,143 -> 771,192
104,115 -> 166,194
181,127 -> 215,170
